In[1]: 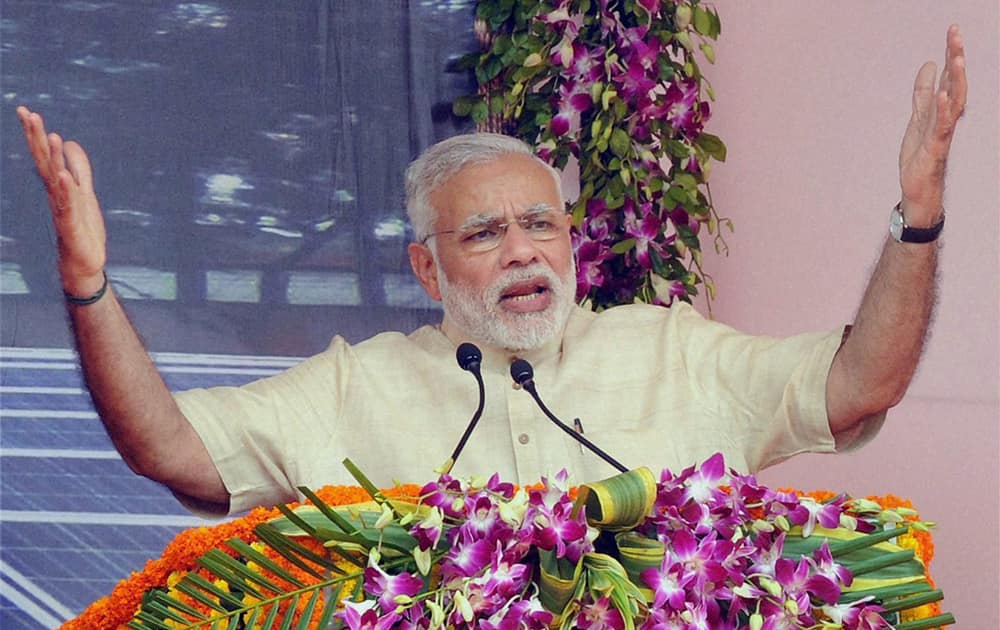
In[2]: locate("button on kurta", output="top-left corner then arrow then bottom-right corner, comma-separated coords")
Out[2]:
518,433 -> 530,444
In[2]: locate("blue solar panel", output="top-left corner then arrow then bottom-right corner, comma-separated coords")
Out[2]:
1,419 -> 113,450
1,595 -> 55,630
0,346 -> 304,628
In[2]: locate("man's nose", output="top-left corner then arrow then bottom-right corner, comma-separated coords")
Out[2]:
497,221 -> 540,268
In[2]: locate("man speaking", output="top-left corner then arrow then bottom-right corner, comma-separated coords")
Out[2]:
15,26 -> 966,516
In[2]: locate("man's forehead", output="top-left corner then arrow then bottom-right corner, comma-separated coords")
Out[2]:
457,203 -> 557,227
430,153 -> 562,223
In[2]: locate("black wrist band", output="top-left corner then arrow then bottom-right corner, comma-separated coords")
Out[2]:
64,272 -> 109,306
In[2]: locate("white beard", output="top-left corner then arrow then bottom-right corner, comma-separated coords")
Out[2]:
437,262 -> 576,352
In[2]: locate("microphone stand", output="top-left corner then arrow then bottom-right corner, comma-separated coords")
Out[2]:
441,343 -> 486,475
510,359 -> 627,473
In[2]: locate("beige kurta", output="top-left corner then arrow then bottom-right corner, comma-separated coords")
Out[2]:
175,302 -> 882,515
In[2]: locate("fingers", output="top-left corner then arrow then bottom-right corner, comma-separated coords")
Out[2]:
54,171 -> 77,216
944,24 -> 963,75
63,141 -> 93,191
18,107 -> 54,179
938,26 -> 966,107
933,26 -> 967,143
49,132 -> 67,179
933,91 -> 958,144
910,62 -> 937,124
945,28 -> 967,117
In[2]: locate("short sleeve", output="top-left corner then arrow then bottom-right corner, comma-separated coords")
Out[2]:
173,337 -> 353,514
668,304 -> 885,471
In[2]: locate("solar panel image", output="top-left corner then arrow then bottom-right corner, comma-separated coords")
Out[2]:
0,347 -> 303,628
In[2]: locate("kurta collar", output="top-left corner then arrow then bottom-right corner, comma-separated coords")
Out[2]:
425,309 -> 589,376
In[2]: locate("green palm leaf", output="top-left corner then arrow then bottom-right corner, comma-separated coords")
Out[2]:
124,475 -> 421,629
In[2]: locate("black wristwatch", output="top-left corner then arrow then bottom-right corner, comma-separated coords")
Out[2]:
889,202 -> 945,243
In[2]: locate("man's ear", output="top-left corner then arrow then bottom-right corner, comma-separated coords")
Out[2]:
408,242 -> 442,301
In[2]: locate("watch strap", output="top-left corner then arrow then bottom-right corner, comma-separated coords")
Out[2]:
893,202 -> 945,243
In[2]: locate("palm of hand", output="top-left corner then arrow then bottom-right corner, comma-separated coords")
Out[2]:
898,26 -> 967,220
17,107 -> 107,294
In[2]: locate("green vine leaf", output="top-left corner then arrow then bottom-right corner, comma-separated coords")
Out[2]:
695,132 -> 727,162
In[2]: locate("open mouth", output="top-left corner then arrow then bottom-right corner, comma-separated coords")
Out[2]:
498,278 -> 553,312
500,279 -> 550,302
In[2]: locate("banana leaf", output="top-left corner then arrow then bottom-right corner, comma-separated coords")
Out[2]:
781,525 -> 928,593
614,531 -> 664,601
575,467 -> 657,530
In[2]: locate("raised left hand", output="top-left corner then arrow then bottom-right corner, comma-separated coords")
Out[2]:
898,24 -> 967,225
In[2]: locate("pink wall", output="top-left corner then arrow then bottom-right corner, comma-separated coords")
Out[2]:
698,2 -> 999,626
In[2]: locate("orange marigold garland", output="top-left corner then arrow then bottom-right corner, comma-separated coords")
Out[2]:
62,484 -> 421,630
870,494 -> 942,623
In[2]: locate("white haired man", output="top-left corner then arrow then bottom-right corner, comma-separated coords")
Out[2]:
16,27 -> 966,516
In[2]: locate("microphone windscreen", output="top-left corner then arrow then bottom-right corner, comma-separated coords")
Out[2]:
509,358 -> 534,385
456,342 -> 482,372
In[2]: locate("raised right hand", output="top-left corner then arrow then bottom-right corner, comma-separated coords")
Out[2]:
17,106 -> 107,298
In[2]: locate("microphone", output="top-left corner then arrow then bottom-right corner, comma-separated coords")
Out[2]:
441,343 -> 486,475
509,358 -> 627,472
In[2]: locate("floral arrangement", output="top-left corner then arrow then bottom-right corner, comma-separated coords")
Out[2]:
455,0 -> 729,310
65,454 -> 952,630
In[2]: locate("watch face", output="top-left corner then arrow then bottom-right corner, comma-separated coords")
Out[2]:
890,207 -> 905,241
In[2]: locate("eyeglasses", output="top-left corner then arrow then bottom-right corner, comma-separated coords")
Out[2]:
420,208 -> 567,253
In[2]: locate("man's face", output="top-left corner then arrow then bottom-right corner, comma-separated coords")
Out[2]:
408,153 -> 576,351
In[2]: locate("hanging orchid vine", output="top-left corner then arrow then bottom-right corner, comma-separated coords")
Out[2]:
455,0 -> 729,310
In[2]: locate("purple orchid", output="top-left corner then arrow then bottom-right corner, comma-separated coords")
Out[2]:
660,80 -> 704,139
809,541 -> 854,587
820,601 -> 894,629
787,497 -> 844,538
573,233 -> 614,297
392,603 -> 432,630
480,597 -> 554,630
551,80 -> 593,137
625,36 -> 660,73
649,280 -> 687,307
470,546 -> 532,602
748,531 -> 786,579
466,0 -> 727,309
336,600 -> 401,630
522,471 -> 595,562
641,556 -> 693,611
773,554 -> 842,613
637,606 -> 687,630
441,534 -> 493,582
567,42 -> 607,82
363,561 -> 424,613
623,199 -> 670,271
583,198 -> 617,238
636,0 -> 660,16
575,595 -> 625,630
454,494 -> 513,547
419,474 -> 467,519
757,600 -> 810,630
679,452 -> 728,505
613,62 -> 655,103
666,206 -> 702,234
538,4 -> 581,39
663,529 -> 729,595
527,494 -> 592,562
410,507 -> 444,551
646,601 -> 716,630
